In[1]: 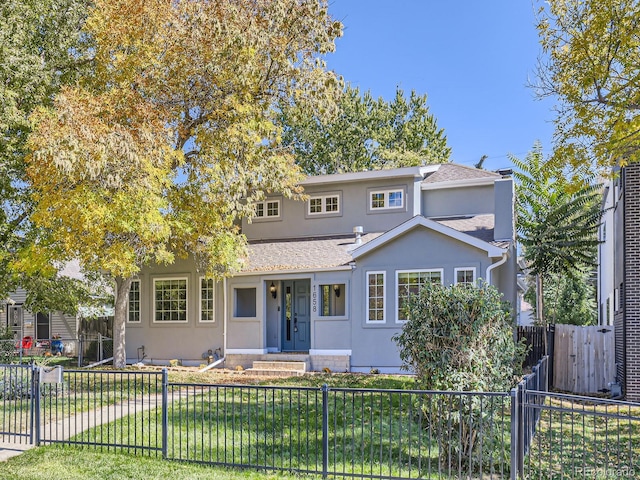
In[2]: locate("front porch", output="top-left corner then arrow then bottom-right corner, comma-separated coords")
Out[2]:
225,352 -> 350,373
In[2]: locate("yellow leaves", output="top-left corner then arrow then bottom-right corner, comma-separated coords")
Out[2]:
25,0 -> 341,280
538,0 -> 640,170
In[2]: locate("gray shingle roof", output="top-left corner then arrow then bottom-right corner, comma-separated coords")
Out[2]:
242,233 -> 383,273
431,214 -> 509,248
423,164 -> 500,184
242,213 -> 510,274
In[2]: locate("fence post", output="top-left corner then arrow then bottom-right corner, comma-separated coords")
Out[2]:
162,368 -> 168,459
511,381 -> 526,480
510,387 -> 518,480
321,384 -> 329,479
33,366 -> 41,446
78,334 -> 83,367
547,325 -> 555,387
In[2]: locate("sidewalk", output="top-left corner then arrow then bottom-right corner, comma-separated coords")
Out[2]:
0,394 -> 164,462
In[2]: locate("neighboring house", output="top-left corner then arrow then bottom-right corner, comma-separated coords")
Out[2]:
1,289 -> 78,346
0,261 -> 111,354
598,163 -> 640,401
125,164 -> 517,372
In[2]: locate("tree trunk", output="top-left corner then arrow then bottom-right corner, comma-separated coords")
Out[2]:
536,274 -> 549,355
536,274 -> 544,325
113,276 -> 133,368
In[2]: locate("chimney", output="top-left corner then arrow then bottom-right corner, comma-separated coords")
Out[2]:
353,226 -> 364,245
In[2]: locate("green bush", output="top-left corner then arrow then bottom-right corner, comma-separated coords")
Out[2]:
393,281 -> 526,469
0,326 -> 16,364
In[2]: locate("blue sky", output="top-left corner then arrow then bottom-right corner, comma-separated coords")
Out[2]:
325,1 -> 556,172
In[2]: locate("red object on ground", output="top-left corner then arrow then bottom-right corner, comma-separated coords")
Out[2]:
20,336 -> 33,349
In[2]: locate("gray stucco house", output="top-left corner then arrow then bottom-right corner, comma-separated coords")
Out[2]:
125,163 -> 517,372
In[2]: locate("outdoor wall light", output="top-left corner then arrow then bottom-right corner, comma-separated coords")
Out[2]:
270,282 -> 277,299
333,284 -> 341,298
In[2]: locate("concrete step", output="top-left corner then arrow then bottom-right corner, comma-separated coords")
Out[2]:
244,368 -> 305,377
251,360 -> 307,372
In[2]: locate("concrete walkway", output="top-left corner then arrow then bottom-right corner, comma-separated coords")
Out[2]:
0,394 -> 165,462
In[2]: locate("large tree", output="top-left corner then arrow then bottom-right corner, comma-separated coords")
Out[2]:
0,0 -> 94,305
536,0 -> 640,170
512,143 -> 602,325
25,0 -> 343,367
280,84 -> 451,174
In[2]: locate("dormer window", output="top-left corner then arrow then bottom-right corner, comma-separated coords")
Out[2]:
255,199 -> 280,219
306,192 -> 342,218
369,188 -> 404,210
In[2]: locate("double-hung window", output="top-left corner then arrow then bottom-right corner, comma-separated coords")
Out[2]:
396,269 -> 442,322
128,280 -> 141,323
200,277 -> 215,322
366,272 -> 385,323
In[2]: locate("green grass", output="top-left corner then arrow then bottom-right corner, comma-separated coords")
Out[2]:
523,397 -> 640,479
0,446 -> 304,480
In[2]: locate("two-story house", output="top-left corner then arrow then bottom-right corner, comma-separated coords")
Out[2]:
125,163 -> 517,372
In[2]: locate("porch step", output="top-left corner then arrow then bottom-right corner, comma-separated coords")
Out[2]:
247,360 -> 307,377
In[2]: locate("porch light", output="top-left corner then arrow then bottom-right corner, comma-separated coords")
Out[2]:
333,284 -> 341,298
270,282 -> 277,299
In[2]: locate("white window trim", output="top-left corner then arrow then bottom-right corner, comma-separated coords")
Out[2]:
395,268 -> 444,323
153,277 -> 189,323
254,199 -> 281,219
454,267 -> 476,285
369,189 -> 404,210
308,194 -> 340,215
366,271 -> 386,324
127,279 -> 141,323
199,276 -> 215,323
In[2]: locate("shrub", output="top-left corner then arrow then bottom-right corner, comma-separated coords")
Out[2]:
393,281 -> 526,469
0,327 -> 16,364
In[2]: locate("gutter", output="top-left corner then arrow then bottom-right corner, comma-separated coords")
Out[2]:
233,264 -> 353,277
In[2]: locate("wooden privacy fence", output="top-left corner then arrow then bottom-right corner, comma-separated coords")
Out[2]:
553,324 -> 616,394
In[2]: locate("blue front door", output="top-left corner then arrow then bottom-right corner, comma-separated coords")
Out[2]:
282,280 -> 311,352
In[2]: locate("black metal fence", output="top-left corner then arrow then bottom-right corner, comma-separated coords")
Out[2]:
165,383 -> 512,479
0,364 -> 34,444
36,369 -> 163,454
0,360 -> 637,480
516,325 -> 555,371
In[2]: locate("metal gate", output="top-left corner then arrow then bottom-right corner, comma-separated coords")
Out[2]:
0,364 -> 35,444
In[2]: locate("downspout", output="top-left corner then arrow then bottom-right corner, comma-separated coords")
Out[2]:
223,276 -> 228,356
198,277 -> 228,373
485,252 -> 508,286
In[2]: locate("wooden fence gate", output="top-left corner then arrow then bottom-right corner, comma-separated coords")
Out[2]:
553,324 -> 616,394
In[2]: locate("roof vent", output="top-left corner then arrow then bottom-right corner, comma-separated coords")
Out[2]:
353,226 -> 364,245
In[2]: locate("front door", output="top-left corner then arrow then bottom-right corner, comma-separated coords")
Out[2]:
7,305 -> 23,340
282,280 -> 311,352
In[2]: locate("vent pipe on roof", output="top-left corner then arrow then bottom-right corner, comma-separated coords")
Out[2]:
353,226 -> 364,245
